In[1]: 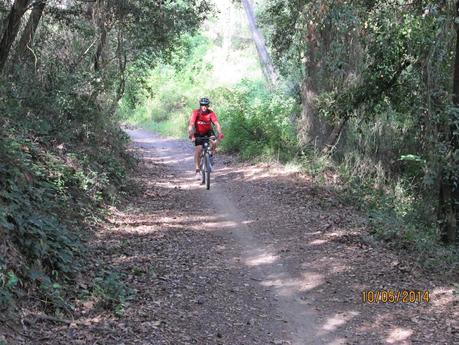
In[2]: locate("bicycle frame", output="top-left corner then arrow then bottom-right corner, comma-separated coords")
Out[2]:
196,136 -> 215,190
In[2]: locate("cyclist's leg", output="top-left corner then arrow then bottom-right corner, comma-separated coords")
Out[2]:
195,145 -> 202,171
211,138 -> 218,151
208,130 -> 217,156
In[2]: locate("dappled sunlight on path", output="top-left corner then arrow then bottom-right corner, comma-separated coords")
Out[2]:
28,128 -> 456,344
122,128 -> 457,345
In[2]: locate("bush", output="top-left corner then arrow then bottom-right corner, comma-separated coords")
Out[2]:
211,80 -> 300,161
117,34 -> 214,137
92,272 -> 134,317
0,72 -> 135,313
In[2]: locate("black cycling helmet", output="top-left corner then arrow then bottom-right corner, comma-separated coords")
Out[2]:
199,97 -> 210,106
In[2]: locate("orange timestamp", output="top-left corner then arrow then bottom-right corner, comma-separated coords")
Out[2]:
361,290 -> 430,304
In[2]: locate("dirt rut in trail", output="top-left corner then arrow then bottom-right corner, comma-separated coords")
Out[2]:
123,129 -> 326,345
20,128 -> 457,345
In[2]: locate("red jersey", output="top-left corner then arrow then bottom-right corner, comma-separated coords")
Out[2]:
190,109 -> 218,135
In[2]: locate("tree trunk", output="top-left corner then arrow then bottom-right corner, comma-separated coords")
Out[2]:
110,28 -> 126,114
241,0 -> 277,86
94,26 -> 107,71
321,118 -> 348,154
15,0 -> 46,60
439,0 -> 459,244
0,0 -> 30,73
439,165 -> 456,244
93,0 -> 109,72
298,22 -> 330,149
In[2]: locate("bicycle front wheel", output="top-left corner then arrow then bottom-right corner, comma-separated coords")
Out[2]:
205,154 -> 211,190
199,154 -> 205,185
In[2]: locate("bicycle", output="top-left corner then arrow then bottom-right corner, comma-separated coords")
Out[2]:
196,135 -> 216,190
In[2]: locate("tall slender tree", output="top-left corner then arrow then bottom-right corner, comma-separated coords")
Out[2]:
0,0 -> 30,72
15,0 -> 46,60
93,0 -> 110,72
439,0 -> 459,244
241,0 -> 277,86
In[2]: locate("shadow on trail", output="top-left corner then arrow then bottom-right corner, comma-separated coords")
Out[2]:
209,162 -> 455,345
40,129 -> 454,345
126,129 -> 455,345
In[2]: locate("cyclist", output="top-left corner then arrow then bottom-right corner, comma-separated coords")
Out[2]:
188,97 -> 224,178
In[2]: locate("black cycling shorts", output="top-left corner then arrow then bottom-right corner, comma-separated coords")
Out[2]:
195,130 -> 215,146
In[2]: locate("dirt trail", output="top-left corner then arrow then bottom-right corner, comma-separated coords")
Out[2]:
22,128 -> 457,344
125,129 -> 326,345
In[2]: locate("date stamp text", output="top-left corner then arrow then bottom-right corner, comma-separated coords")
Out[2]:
361,290 -> 430,304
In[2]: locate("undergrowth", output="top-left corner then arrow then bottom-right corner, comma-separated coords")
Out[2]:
92,271 -> 136,317
282,143 -> 454,272
0,75 -> 136,316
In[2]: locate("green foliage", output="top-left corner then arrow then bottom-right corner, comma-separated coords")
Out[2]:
0,82 -> 134,311
120,30 -> 300,163
0,31 -> 123,315
118,34 -> 213,137
257,0 -> 459,251
0,269 -> 17,311
257,1 -> 306,83
92,272 -> 134,317
211,80 -> 300,161
38,276 -> 73,312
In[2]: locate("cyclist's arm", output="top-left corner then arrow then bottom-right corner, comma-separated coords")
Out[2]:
188,111 -> 197,139
210,112 -> 223,137
214,121 -> 222,136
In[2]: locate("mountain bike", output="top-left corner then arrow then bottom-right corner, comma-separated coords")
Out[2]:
196,136 -> 215,190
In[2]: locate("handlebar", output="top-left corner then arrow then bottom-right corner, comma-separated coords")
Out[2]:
198,136 -> 216,140
192,135 -> 217,143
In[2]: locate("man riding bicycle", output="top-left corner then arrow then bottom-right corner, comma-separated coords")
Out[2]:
188,97 -> 224,178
